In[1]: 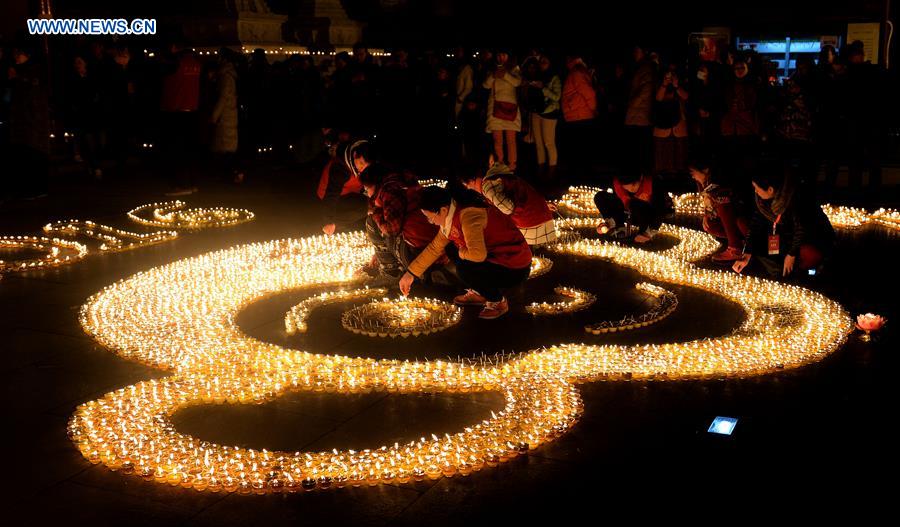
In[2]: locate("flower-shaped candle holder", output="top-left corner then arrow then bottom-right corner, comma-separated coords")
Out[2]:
341,297 -> 462,338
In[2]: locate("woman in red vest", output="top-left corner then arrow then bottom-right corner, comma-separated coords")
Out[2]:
459,158 -> 557,246
399,187 -> 532,320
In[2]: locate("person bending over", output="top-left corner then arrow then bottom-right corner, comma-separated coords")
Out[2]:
733,169 -> 834,278
459,157 -> 557,246
688,158 -> 750,263
593,169 -> 671,243
399,187 -> 532,320
318,138 -> 369,234
357,147 -> 440,283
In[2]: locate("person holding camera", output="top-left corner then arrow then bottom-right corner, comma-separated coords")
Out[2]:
652,67 -> 689,177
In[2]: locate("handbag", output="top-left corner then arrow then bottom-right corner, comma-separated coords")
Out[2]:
493,100 -> 518,121
491,81 -> 518,121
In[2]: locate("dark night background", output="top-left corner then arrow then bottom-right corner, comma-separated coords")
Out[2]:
2,0 -> 898,52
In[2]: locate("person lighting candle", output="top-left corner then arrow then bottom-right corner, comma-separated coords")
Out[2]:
399,187 -> 532,320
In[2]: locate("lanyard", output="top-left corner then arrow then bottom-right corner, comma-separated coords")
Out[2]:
772,213 -> 782,235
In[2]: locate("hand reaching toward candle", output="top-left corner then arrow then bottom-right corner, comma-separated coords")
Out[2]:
782,254 -> 795,276
399,271 -> 414,296
733,253 -> 751,273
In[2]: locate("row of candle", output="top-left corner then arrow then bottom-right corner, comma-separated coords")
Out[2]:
584,282 -> 677,334
43,220 -> 178,252
554,186 -> 607,218
128,200 -> 255,230
285,287 -> 386,335
526,286 -> 596,316
528,257 -> 553,279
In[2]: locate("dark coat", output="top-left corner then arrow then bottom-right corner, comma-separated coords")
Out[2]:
9,61 -> 50,153
748,177 -> 834,257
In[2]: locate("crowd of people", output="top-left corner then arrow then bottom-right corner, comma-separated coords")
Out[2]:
2,37 -> 895,318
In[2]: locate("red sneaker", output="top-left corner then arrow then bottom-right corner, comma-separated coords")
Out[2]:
712,246 -> 743,263
453,289 -> 488,306
478,298 -> 509,319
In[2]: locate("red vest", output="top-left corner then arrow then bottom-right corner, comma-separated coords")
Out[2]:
402,186 -> 439,248
485,174 -> 554,228
160,53 -> 201,112
614,176 -> 653,209
448,205 -> 532,269
317,158 -> 363,200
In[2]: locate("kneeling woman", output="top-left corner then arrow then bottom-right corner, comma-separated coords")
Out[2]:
399,187 -> 532,320
733,170 -> 834,278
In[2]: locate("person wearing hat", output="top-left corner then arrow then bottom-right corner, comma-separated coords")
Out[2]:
318,137 -> 370,234
459,157 -> 557,247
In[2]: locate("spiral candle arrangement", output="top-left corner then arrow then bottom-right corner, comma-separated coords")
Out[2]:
341,297 -> 462,338
66,226 -> 851,493
285,287 -> 387,335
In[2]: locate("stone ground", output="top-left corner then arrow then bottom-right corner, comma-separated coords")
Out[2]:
1,157 -> 896,523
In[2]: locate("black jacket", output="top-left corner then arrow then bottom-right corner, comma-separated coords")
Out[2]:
748,179 -> 834,257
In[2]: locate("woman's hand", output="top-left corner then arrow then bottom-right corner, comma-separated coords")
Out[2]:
399,272 -> 415,296
322,223 -> 336,235
733,253 -> 751,273
782,254 -> 795,276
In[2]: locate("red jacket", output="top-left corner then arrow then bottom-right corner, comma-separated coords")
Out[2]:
614,176 -> 653,209
562,67 -> 597,122
448,205 -> 532,269
317,158 -> 362,200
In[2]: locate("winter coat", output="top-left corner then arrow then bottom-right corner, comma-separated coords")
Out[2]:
625,59 -> 656,126
211,62 -> 239,153
484,68 -> 522,132
748,176 -> 834,256
9,61 -> 50,153
562,67 -> 596,122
